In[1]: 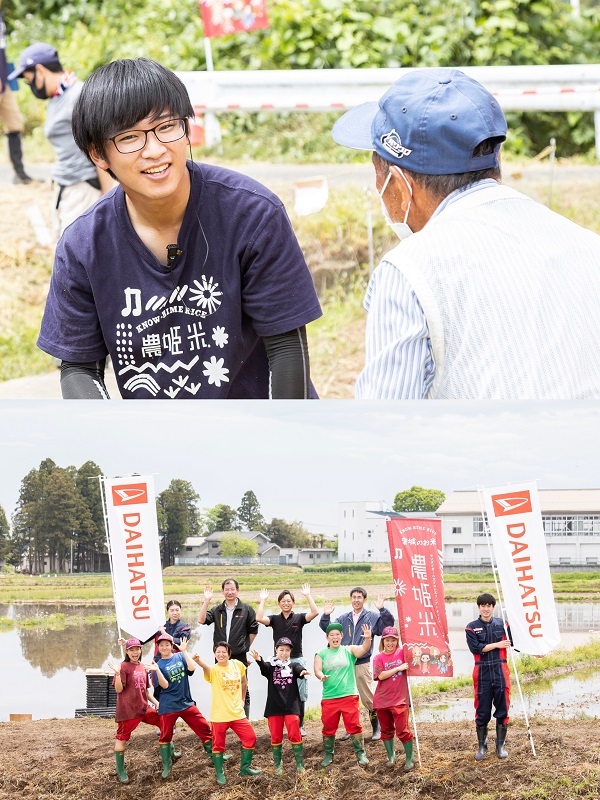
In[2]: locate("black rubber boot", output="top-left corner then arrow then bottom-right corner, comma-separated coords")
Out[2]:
496,722 -> 508,759
7,132 -> 32,184
475,725 -> 488,760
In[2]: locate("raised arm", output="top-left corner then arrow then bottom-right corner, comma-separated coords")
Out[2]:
255,589 -> 271,626
198,585 -> 213,624
107,659 -> 123,693
191,653 -> 212,680
372,594 -> 395,634
300,583 -> 319,622
348,624 -> 373,659
319,600 -> 335,632
178,637 -> 196,672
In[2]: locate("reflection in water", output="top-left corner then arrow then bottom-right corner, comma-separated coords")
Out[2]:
2,601 -> 599,721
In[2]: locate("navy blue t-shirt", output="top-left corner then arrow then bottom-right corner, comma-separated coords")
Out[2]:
155,652 -> 195,714
38,161 -> 322,398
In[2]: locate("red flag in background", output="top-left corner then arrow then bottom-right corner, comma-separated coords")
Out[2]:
200,0 -> 269,38
386,518 -> 453,678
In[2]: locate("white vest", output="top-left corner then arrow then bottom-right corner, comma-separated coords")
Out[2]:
385,184 -> 600,399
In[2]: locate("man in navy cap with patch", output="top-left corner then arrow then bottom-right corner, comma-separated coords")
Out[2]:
333,68 -> 600,400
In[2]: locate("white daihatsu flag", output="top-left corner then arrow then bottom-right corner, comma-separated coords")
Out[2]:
104,476 -> 164,641
481,481 -> 560,656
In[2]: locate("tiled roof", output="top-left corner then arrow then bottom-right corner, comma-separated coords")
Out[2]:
437,489 -> 600,515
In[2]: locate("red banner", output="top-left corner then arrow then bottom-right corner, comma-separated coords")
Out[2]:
386,518 -> 453,678
199,0 -> 269,38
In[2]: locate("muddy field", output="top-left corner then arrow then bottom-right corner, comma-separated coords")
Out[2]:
1,715 -> 598,800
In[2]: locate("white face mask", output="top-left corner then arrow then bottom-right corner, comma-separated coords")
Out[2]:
378,168 -> 413,241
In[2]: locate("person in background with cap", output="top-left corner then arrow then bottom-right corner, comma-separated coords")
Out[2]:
0,2 -> 32,183
332,67 -> 600,400
8,42 -> 109,236
153,633 -> 214,780
372,626 -> 414,771
255,583 -> 319,733
250,637 -> 310,775
314,621 -> 373,767
107,637 -> 161,784
319,587 -> 394,741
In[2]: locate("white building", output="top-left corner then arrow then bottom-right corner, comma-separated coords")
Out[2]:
437,489 -> 600,568
337,501 -> 435,562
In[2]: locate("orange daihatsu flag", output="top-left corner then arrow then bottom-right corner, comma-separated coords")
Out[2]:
480,481 -> 561,656
103,476 -> 165,641
386,518 -> 453,677
199,0 -> 269,38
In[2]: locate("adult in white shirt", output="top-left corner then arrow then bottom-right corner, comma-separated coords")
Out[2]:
332,68 -> 600,399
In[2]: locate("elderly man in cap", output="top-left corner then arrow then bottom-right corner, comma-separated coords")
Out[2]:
333,68 -> 600,400
8,42 -> 106,235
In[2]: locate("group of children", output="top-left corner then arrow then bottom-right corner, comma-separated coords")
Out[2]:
109,595 -> 414,785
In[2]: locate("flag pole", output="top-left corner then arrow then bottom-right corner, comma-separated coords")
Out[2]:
99,475 -> 124,655
402,641 -> 422,767
477,485 -> 537,757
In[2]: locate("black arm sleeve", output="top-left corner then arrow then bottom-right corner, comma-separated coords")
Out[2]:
60,359 -> 111,399
262,326 -> 310,399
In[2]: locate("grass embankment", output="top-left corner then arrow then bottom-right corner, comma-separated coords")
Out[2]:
2,566 -> 600,605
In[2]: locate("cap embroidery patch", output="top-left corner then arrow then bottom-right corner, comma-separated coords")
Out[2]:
381,129 -> 412,159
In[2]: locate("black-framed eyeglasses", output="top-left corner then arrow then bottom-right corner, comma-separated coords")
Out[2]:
109,118 -> 187,154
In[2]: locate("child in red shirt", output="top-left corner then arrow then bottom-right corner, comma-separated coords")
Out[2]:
372,626 -> 414,771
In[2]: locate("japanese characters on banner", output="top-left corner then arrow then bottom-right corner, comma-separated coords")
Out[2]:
480,482 -> 560,656
199,0 -> 269,38
103,476 -> 165,641
386,518 -> 453,678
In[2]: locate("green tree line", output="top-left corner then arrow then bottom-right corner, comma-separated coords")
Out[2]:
0,462 -> 332,572
3,0 -> 600,155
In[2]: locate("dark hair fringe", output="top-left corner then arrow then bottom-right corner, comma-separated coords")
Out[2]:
72,57 -> 194,161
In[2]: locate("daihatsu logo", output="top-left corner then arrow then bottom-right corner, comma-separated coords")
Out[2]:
491,491 -> 532,516
111,484 -> 148,506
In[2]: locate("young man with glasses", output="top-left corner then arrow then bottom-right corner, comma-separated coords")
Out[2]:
37,58 -> 321,399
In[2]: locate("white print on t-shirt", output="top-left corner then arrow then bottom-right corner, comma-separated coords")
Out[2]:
114,280 -> 230,397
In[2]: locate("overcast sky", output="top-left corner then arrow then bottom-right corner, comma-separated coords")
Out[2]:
1,401 -> 598,532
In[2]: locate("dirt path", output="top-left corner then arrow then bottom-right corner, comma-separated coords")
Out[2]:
1,715 -> 598,800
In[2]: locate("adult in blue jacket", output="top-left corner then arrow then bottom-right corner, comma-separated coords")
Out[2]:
319,586 -> 394,740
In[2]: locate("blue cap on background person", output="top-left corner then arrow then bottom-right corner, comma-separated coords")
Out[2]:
7,42 -> 60,80
332,68 -> 507,176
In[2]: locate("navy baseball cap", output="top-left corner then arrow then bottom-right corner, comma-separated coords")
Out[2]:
332,68 -> 507,176
7,43 -> 60,80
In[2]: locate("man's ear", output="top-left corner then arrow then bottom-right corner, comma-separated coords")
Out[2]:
89,147 -> 110,172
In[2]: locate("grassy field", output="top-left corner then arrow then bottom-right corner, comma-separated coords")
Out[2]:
2,565 -> 599,605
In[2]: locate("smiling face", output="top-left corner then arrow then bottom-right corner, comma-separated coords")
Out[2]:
90,110 -> 190,207
214,645 -> 230,664
126,646 -> 142,663
350,591 -> 366,613
382,636 -> 398,654
278,593 -> 294,614
158,640 -> 173,659
222,581 -> 239,604
326,630 -> 342,649
275,644 -> 292,661
479,602 -> 495,622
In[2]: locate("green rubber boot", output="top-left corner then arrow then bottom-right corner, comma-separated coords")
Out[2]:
202,739 -> 232,762
383,738 -> 395,765
239,747 -> 262,776
292,742 -> 305,772
115,750 -> 129,784
212,752 -> 227,785
159,743 -> 172,779
321,736 -> 335,767
170,742 -> 181,761
403,739 -> 415,772
272,743 -> 283,775
350,734 -> 369,766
